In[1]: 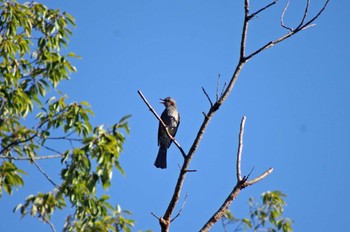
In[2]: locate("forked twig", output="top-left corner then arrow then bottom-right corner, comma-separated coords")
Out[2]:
199,118 -> 273,232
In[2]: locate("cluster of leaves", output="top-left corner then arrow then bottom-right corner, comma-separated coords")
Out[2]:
222,191 -> 293,232
0,1 -> 133,231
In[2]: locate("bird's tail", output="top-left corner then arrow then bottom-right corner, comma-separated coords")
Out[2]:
154,147 -> 167,169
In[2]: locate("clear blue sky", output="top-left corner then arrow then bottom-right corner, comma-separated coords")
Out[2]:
1,1 -> 349,231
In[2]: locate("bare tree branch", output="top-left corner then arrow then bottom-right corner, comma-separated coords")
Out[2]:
202,87 -> 213,107
0,154 -> 62,160
46,219 -> 56,232
199,182 -> 244,232
199,118 -> 273,232
240,0 -> 249,60
281,0 -> 293,31
31,157 -> 59,188
236,116 -> 246,182
215,74 -> 221,102
137,90 -> 186,159
246,0 -> 330,61
248,0 -> 279,20
139,0 -> 330,231
297,0 -> 310,29
245,168 -> 274,186
298,0 -> 330,30
170,192 -> 188,222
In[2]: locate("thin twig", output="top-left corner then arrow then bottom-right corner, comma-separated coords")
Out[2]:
200,119 -> 273,232
171,192 -> 188,222
46,137 -> 82,142
202,87 -> 213,107
31,158 -> 59,188
248,0 -> 278,20
0,154 -> 62,160
297,0 -> 310,29
137,90 -> 186,159
281,0 -> 293,31
220,81 -> 227,100
240,0 -> 249,60
245,168 -> 274,186
34,137 -> 63,155
298,0 -> 330,29
216,74 -> 220,102
151,212 -> 160,220
236,116 -> 246,182
247,0 -> 330,61
46,219 -> 56,232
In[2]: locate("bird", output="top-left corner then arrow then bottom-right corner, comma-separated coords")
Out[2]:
154,97 -> 180,169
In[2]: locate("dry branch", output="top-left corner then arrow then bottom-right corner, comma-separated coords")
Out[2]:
236,116 -> 246,182
138,0 -> 330,231
0,154 -> 63,160
199,118 -> 273,232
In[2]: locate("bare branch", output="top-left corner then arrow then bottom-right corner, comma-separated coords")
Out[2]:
0,154 -> 62,160
248,0 -> 278,20
200,118 -> 273,232
280,0 -> 293,31
46,219 -> 56,232
245,168 -> 274,186
139,1 -> 330,231
216,74 -> 220,102
215,75 -> 227,102
151,212 -> 160,220
32,158 -> 59,188
171,192 -> 188,222
236,116 -> 246,182
297,0 -> 310,29
246,0 -> 330,61
137,90 -> 186,159
240,0 -> 249,60
200,182 -> 243,232
281,0 -> 310,31
299,0 -> 330,29
202,87 -> 213,107
46,137 -> 82,142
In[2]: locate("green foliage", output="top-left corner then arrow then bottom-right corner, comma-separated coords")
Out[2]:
222,191 -> 293,232
0,161 -> 26,196
0,1 -> 133,231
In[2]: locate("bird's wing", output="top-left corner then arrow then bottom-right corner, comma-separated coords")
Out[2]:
172,113 -> 180,138
158,110 -> 167,146
157,120 -> 162,146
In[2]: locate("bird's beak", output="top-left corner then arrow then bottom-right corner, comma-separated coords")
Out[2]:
159,98 -> 165,104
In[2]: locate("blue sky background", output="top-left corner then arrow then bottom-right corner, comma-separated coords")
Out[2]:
1,0 -> 349,231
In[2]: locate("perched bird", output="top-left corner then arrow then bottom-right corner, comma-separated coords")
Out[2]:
154,97 -> 180,169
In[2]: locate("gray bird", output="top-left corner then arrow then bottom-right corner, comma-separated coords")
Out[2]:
154,97 -> 180,169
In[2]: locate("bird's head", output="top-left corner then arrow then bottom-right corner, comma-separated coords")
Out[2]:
160,97 -> 176,107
